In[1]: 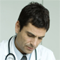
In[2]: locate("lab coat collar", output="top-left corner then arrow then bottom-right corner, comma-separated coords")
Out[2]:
30,49 -> 41,60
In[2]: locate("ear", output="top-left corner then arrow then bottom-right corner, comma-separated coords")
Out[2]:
15,21 -> 20,34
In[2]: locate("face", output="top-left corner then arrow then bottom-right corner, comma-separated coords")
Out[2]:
15,23 -> 46,54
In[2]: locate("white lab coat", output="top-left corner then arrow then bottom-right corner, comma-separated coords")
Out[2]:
0,36 -> 56,60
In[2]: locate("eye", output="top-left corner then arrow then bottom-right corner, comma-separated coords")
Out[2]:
27,34 -> 33,37
38,37 -> 42,40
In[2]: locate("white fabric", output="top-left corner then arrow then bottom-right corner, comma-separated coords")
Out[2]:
0,36 -> 56,60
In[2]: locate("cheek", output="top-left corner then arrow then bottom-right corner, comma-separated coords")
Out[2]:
22,33 -> 31,42
36,40 -> 42,46
20,34 -> 29,45
23,37 -> 31,44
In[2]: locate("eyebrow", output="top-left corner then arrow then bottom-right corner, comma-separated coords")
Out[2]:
38,36 -> 45,39
26,31 -> 36,37
26,31 -> 45,38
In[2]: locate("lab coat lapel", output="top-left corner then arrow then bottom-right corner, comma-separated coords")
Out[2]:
30,48 -> 42,60
30,50 -> 35,60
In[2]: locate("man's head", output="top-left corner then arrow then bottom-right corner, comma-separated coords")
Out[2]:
16,2 -> 50,32
15,2 -> 50,54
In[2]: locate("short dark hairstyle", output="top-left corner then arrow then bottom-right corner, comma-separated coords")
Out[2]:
18,2 -> 50,31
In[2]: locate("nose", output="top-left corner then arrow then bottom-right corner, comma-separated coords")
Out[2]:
31,38 -> 37,47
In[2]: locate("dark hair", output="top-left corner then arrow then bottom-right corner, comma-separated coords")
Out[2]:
18,2 -> 50,31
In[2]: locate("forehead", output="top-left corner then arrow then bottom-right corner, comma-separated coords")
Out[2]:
23,23 -> 46,36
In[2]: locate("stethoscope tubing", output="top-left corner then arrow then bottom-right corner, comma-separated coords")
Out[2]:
5,36 -> 37,60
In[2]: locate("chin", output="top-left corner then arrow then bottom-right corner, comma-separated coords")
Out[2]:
25,50 -> 33,54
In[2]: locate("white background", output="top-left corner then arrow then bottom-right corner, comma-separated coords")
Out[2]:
0,0 -> 60,60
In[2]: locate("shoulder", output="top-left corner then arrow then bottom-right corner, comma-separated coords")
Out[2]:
37,45 -> 53,53
36,45 -> 56,60
0,40 -> 8,59
0,40 -> 8,47
0,40 -> 8,51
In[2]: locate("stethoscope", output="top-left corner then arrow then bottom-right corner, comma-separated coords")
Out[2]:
5,36 -> 37,60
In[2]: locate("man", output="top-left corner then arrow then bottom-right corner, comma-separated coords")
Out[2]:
0,2 -> 56,60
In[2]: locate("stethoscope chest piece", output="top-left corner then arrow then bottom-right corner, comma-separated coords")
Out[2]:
5,53 -> 16,60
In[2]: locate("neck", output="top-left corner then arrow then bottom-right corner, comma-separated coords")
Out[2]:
14,36 -> 27,54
